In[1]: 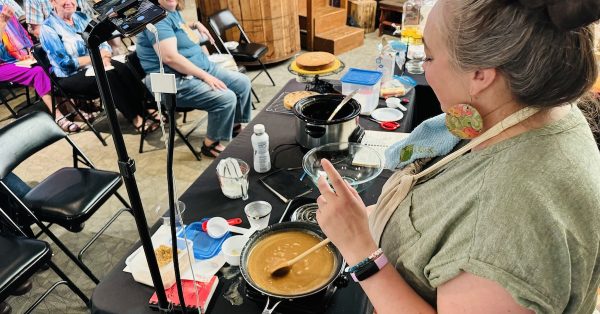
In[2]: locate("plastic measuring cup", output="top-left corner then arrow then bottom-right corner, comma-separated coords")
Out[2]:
206,217 -> 251,239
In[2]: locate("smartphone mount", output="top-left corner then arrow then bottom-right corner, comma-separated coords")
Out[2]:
81,2 -> 178,312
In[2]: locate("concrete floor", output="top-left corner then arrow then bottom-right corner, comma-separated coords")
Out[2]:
1,32 -> 384,313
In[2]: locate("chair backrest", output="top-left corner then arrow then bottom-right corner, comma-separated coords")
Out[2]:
31,44 -> 53,75
208,10 -> 239,37
31,44 -> 64,92
0,111 -> 66,180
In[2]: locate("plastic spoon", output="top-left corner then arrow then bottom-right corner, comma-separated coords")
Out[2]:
206,217 -> 251,238
268,238 -> 331,277
327,89 -> 359,122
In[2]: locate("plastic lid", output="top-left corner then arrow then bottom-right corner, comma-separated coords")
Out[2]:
389,41 -> 408,52
178,220 -> 230,260
341,68 -> 383,86
253,124 -> 265,134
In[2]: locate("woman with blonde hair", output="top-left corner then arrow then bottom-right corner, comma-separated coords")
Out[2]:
315,0 -> 600,313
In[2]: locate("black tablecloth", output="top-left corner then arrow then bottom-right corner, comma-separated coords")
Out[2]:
90,79 -> 421,314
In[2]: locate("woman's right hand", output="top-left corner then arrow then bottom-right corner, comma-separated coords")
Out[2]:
202,74 -> 227,91
316,159 -> 378,265
0,6 -> 14,23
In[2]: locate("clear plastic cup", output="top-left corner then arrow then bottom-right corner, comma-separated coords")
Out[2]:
244,201 -> 272,230
217,158 -> 249,200
160,200 -> 186,232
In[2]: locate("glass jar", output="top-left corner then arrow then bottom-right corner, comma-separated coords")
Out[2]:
406,45 -> 425,75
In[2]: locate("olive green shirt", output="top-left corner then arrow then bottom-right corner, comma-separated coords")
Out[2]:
381,107 -> 600,313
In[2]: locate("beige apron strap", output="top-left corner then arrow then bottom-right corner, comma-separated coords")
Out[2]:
369,106 -> 540,245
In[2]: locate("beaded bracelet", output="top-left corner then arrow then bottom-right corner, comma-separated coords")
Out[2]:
345,248 -> 384,273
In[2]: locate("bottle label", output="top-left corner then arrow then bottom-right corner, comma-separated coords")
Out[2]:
256,142 -> 268,154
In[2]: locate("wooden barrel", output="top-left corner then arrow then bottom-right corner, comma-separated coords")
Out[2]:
197,0 -> 301,64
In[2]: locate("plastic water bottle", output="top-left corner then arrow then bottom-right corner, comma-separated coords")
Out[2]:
251,124 -> 271,173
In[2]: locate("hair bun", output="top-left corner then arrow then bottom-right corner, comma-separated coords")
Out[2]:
519,0 -> 600,30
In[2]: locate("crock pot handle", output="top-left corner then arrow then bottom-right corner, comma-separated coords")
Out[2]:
262,297 -> 282,314
305,123 -> 326,138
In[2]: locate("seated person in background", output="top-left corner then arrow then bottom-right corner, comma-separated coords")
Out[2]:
40,0 -> 159,133
25,0 -> 93,37
0,0 -> 24,19
136,0 -> 252,158
0,5 -> 79,131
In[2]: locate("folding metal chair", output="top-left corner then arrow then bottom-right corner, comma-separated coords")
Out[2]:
0,208 -> 89,314
208,9 -> 276,87
0,111 -> 133,284
31,44 -> 108,146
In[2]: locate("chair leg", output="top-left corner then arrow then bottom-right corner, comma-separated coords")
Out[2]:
183,114 -> 208,139
34,220 -> 100,283
24,86 -> 32,108
26,261 -> 90,311
251,87 -> 260,105
78,207 -> 131,261
0,93 -> 18,118
139,114 -> 147,154
71,100 -> 107,146
33,223 -> 54,238
114,192 -> 132,209
259,60 -> 276,86
183,112 -> 187,123
175,127 -> 201,161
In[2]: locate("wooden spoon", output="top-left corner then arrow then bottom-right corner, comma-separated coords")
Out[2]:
268,238 -> 332,277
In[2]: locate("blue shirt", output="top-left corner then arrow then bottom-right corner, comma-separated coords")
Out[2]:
39,11 -> 110,77
136,10 -> 212,75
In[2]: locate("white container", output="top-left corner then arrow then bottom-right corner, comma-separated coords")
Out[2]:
341,68 -> 383,115
130,238 -> 194,289
251,124 -> 271,173
221,235 -> 249,266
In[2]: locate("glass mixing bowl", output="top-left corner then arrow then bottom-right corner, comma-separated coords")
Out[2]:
302,142 -> 383,193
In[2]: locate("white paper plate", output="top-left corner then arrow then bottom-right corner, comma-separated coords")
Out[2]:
371,108 -> 404,122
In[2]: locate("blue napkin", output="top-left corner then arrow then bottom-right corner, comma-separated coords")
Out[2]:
385,113 -> 460,170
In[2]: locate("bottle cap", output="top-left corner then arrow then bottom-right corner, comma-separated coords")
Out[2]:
254,124 -> 265,134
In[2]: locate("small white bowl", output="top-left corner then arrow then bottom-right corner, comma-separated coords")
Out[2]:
221,235 -> 247,266
224,41 -> 239,50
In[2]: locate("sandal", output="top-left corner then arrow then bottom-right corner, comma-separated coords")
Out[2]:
135,119 -> 159,133
200,141 -> 223,158
56,118 -> 81,133
73,111 -> 96,123
148,110 -> 167,124
232,124 -> 243,138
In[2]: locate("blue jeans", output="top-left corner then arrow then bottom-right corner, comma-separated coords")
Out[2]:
146,65 -> 252,142
0,173 -> 32,234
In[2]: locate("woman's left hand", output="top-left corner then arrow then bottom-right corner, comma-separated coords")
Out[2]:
194,22 -> 215,45
316,159 -> 378,265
